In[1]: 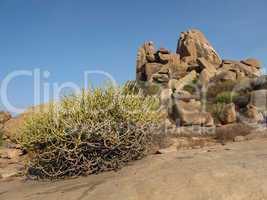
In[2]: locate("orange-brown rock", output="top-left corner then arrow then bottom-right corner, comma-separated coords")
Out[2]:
158,47 -> 170,54
0,112 -> 12,124
144,63 -> 163,81
219,103 -> 237,124
136,41 -> 156,81
176,29 -> 222,65
241,58 -> 261,69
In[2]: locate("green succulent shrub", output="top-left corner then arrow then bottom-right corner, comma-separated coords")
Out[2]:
183,84 -> 197,94
215,91 -> 239,104
122,80 -> 161,96
19,87 -> 161,179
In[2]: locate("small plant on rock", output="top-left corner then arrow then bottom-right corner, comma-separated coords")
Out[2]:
215,91 -> 239,104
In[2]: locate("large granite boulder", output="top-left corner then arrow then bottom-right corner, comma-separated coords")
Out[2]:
175,100 -> 201,113
241,58 -> 261,69
178,111 -> 214,127
197,57 -> 217,84
176,29 -> 222,65
197,57 -> 217,74
217,60 -> 261,79
172,100 -> 214,127
168,71 -> 197,91
250,89 -> 267,111
144,63 -> 163,81
136,41 -> 156,81
245,104 -> 264,123
219,103 -> 237,124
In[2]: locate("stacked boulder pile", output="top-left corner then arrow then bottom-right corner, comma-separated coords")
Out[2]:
135,29 -> 265,131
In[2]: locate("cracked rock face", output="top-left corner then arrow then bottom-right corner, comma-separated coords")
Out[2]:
176,29 -> 222,65
135,29 -> 263,128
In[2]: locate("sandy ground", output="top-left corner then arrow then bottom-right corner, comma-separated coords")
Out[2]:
1,139 -> 267,200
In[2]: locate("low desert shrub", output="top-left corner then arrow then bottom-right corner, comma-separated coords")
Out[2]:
183,84 -> 197,94
19,87 -> 161,179
215,91 -> 239,104
137,81 -> 161,96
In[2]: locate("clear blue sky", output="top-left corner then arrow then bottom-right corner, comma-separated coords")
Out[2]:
0,0 -> 267,112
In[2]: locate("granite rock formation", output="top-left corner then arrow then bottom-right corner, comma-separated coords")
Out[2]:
135,29 -> 264,129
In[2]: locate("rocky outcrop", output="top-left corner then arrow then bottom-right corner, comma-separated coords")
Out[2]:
176,29 -> 222,65
136,29 -> 261,85
136,41 -> 156,81
135,28 -> 264,129
217,60 -> 261,79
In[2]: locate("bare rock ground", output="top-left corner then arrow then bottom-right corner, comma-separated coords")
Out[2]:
1,138 -> 267,200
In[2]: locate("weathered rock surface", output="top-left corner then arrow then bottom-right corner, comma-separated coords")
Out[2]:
218,60 -> 261,79
176,29 -> 222,64
219,103 -> 237,124
136,41 -> 156,81
241,58 -> 261,69
0,112 -> 12,124
0,144 -> 24,181
197,57 -> 217,85
134,29 -> 265,129
0,149 -> 22,160
246,104 -> 264,123
173,100 -> 214,127
1,139 -> 267,200
144,63 -> 163,81
179,112 -> 214,127
3,114 -> 28,139
168,70 -> 197,91
214,70 -> 237,82
3,104 -> 50,139
215,123 -> 253,142
250,89 -> 267,111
